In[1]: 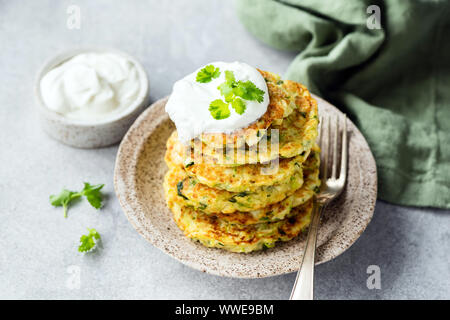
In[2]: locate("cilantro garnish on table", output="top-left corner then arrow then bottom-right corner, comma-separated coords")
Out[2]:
78,228 -> 101,253
81,182 -> 104,209
50,182 -> 104,218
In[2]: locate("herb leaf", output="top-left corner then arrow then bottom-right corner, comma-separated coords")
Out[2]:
196,67 -> 265,120
50,189 -> 81,218
231,97 -> 246,115
81,182 -> 104,209
177,181 -> 189,200
78,228 -> 101,253
233,80 -> 265,103
214,70 -> 264,119
224,70 -> 235,83
217,82 -> 234,102
196,65 -> 220,83
185,161 -> 194,168
209,99 -> 230,120
50,182 -> 105,217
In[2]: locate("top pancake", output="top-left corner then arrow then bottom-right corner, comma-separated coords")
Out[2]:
191,69 -> 315,149
191,104 -> 319,165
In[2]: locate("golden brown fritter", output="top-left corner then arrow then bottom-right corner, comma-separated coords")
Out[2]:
164,145 -> 320,225
168,197 -> 313,253
192,104 -> 318,165
165,131 -> 309,192
163,165 -> 304,214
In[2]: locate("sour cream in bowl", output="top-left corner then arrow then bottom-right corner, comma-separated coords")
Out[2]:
35,48 -> 149,148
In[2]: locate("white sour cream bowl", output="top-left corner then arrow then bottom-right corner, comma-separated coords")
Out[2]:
35,48 -> 149,148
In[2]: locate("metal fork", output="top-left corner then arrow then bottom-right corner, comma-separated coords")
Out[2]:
290,115 -> 348,300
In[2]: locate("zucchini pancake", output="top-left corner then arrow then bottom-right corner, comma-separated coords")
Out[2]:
163,65 -> 320,253
192,70 -> 314,149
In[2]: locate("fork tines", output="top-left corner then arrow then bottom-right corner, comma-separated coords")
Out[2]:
318,115 -> 348,184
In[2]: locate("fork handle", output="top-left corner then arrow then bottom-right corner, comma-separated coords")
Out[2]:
289,200 -> 324,300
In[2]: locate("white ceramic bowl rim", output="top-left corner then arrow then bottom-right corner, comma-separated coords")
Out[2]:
34,46 -> 149,127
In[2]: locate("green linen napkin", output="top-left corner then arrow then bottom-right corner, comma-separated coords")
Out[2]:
236,0 -> 450,209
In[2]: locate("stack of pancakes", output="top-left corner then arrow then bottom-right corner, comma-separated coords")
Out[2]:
163,70 -> 320,253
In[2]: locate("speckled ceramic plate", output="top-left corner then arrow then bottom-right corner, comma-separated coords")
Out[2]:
114,95 -> 377,278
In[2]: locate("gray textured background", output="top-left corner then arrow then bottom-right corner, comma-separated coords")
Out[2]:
0,0 -> 449,300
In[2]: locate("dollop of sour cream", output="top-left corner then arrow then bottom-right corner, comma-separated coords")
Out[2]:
40,52 -> 141,121
165,61 -> 269,144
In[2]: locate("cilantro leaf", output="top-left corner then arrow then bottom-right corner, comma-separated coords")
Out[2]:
224,70 -> 236,83
196,65 -> 221,83
50,182 -> 105,217
231,97 -> 246,115
218,81 -> 233,94
81,182 -> 104,209
209,99 -> 230,120
78,228 -> 101,253
217,82 -> 234,102
215,70 -> 265,118
50,189 -> 81,218
233,80 -> 265,103
197,66 -> 265,119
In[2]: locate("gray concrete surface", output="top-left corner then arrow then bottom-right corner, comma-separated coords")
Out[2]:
0,0 -> 449,300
